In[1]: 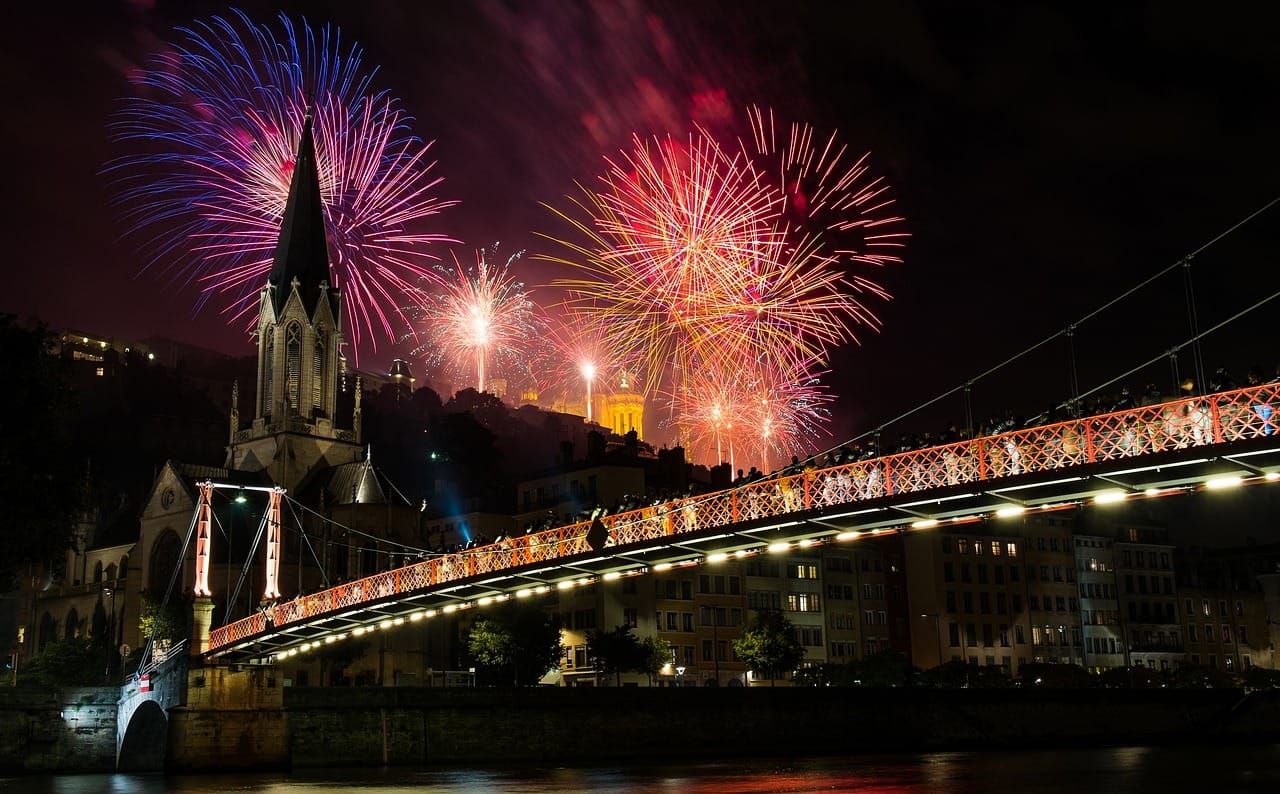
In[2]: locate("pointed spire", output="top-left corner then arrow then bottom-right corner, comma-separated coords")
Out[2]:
269,110 -> 334,317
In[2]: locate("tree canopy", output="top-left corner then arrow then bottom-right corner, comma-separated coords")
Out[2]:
0,317 -> 87,589
586,624 -> 647,686
732,609 -> 805,686
466,600 -> 563,686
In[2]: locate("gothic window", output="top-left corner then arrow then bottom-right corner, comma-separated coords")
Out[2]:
263,330 -> 275,418
65,608 -> 80,640
149,530 -> 182,592
286,323 -> 302,411
39,612 -> 56,649
93,561 -> 103,583
312,329 -> 325,414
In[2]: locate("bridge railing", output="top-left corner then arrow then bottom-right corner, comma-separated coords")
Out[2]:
208,382 -> 1279,653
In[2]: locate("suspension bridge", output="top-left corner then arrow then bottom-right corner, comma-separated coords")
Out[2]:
203,381 -> 1280,662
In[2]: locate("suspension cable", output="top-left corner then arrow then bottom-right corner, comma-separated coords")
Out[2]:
827,194 -> 1280,452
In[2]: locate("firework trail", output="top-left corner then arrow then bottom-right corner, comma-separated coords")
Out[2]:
543,111 -> 905,467
411,245 -> 545,396
669,356 -> 832,471
539,304 -> 641,418
107,9 -> 457,361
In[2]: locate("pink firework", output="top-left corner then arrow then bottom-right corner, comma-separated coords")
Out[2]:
544,116 -> 904,467
412,247 -> 544,396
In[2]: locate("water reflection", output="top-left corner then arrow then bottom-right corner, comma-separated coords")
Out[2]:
5,745 -> 1280,794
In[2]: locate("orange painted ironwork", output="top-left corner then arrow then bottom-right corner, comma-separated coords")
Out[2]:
263,488 -> 283,600
208,382 -> 1280,654
193,481 -> 213,597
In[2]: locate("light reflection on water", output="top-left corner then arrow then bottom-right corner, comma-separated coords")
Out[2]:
5,745 -> 1280,794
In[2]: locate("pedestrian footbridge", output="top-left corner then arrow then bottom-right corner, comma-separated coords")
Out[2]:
207,383 -> 1280,663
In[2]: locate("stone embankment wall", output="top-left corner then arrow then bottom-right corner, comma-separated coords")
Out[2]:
166,664 -> 288,772
0,687 -> 118,773
5,685 -> 1280,773
284,687 -> 1280,767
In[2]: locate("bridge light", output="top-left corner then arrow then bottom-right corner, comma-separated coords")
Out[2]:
1205,476 -> 1243,490
603,572 -> 622,580
767,542 -> 790,554
1266,472 -> 1280,481
479,597 -> 493,606
442,605 -> 457,613
393,617 -> 405,626
353,627 -> 366,636
734,550 -> 749,558
707,553 -> 728,564
410,611 -> 425,621
324,636 -> 337,643
1094,490 -> 1126,504
558,581 -> 574,590
425,610 -> 438,618
654,563 -> 673,572
798,539 -> 814,548
995,506 -> 1025,518
836,531 -> 859,541
515,589 -> 533,598
379,620 -> 393,630
910,519 -> 938,529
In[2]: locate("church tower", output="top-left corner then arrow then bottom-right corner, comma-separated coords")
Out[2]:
227,113 -> 363,490
599,369 -> 645,441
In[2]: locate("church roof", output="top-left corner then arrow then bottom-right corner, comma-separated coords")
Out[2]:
320,457 -> 393,506
268,113 -> 336,318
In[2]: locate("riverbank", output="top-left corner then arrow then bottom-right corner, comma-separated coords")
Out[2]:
5,685 -> 1280,773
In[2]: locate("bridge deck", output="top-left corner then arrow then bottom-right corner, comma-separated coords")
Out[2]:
208,383 -> 1280,661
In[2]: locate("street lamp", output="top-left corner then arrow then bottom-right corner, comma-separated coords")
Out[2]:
103,588 -> 116,684
921,613 -> 944,668
675,666 -> 686,687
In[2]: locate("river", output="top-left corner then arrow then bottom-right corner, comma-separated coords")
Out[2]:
6,745 -> 1280,793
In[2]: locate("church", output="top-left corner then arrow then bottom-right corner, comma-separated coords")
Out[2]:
28,115 -> 461,682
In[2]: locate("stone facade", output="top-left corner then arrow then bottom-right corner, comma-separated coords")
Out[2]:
0,687 -> 118,772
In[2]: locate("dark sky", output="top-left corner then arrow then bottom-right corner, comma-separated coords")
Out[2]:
4,1 -> 1280,447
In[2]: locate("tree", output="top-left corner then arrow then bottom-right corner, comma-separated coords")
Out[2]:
466,600 -> 563,686
0,317 -> 88,589
732,609 -> 805,686
24,639 -> 102,687
586,624 -> 646,686
138,591 -> 188,647
640,636 -> 674,685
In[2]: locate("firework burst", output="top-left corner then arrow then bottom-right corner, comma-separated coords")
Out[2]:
411,246 -> 545,396
669,356 -> 832,471
107,10 -> 457,361
543,111 -> 904,467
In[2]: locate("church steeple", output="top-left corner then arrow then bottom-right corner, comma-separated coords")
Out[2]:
228,111 -> 361,490
268,111 -> 335,318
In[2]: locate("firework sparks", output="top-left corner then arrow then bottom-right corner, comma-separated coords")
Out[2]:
543,114 -> 904,466
539,304 -> 640,417
411,246 -> 544,396
107,10 -> 457,361
670,357 -> 833,471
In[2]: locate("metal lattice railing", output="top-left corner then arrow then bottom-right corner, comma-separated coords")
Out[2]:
208,382 -> 1280,652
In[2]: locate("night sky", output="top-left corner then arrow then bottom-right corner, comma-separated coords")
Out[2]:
5,1 -> 1280,446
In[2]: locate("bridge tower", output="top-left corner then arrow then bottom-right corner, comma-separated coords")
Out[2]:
226,111 -> 362,493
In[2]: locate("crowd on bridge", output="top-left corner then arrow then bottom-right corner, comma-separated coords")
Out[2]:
390,364 -> 1280,571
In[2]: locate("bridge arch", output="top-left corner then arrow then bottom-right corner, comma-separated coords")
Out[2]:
117,698 -> 167,772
